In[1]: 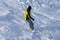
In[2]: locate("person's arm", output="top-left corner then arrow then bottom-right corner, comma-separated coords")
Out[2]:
28,12 -> 35,21
31,17 -> 35,21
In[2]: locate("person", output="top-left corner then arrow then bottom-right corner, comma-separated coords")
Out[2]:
24,6 -> 35,30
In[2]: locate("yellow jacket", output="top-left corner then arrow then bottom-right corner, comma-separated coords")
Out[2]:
24,10 -> 30,20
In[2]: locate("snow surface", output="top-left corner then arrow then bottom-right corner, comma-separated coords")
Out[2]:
0,0 -> 60,40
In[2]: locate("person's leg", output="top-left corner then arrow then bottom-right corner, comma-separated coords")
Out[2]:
29,20 -> 34,30
27,20 -> 34,30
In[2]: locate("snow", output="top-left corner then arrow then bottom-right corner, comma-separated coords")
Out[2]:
0,0 -> 60,40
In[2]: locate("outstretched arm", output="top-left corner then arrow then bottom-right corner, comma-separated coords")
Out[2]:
28,13 -> 35,21
31,17 -> 35,21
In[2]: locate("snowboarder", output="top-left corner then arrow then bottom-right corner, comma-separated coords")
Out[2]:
24,6 -> 35,30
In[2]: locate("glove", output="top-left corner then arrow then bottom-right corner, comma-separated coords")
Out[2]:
32,18 -> 35,21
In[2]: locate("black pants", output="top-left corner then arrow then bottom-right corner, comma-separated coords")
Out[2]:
26,19 -> 34,30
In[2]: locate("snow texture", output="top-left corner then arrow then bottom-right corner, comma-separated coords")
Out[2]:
0,0 -> 60,40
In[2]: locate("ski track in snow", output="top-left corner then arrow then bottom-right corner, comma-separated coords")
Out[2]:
0,0 -> 60,40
